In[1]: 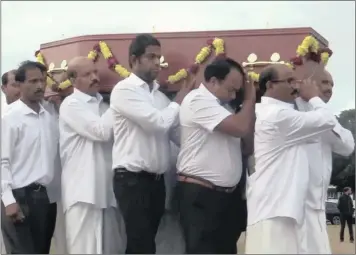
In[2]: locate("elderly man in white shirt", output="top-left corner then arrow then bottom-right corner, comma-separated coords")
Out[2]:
296,69 -> 355,253
1,61 -> 59,254
110,34 -> 194,254
59,57 -> 119,254
245,64 -> 339,254
176,58 -> 255,254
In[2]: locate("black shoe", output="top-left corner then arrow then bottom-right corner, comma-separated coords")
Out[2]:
340,238 -> 344,242
350,238 -> 354,243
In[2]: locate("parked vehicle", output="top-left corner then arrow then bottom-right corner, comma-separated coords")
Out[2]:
326,201 -> 341,225
326,201 -> 355,225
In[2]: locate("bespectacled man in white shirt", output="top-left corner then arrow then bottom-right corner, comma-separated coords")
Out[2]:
1,61 -> 59,254
110,34 -> 194,254
176,58 -> 256,254
296,68 -> 354,253
245,64 -> 339,254
59,57 -> 121,254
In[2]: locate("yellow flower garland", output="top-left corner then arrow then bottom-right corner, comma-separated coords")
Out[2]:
35,52 -> 56,87
35,37 -> 225,90
321,52 -> 330,65
296,35 -> 319,57
168,37 -> 225,83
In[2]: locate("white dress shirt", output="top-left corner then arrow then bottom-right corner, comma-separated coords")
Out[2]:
177,84 -> 242,187
247,96 -> 338,226
110,73 -> 180,174
1,100 -> 59,206
59,89 -> 116,212
296,98 -> 355,210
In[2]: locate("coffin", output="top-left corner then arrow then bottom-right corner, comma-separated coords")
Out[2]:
38,27 -> 329,97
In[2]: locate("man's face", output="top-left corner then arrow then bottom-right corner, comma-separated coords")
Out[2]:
269,65 -> 298,103
316,70 -> 333,103
131,45 -> 161,83
1,72 -> 20,104
74,60 -> 100,96
20,68 -> 46,102
213,68 -> 244,104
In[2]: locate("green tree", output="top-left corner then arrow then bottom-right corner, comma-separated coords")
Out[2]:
330,109 -> 355,191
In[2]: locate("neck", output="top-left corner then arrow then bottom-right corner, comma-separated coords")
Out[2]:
21,97 -> 40,113
133,71 -> 154,91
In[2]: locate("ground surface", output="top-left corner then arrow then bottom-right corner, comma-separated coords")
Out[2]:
237,224 -> 356,254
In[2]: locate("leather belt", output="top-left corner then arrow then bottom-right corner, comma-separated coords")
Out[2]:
25,182 -> 46,192
177,174 -> 236,193
114,168 -> 163,180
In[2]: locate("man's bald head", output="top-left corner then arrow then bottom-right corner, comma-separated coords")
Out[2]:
67,56 -> 100,96
258,64 -> 297,103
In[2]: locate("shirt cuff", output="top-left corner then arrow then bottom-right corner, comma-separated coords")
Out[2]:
308,97 -> 326,108
332,123 -> 343,137
168,102 -> 180,111
2,189 -> 16,207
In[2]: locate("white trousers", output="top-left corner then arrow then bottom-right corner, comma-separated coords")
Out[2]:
102,206 -> 126,254
65,202 -> 103,254
299,207 -> 331,254
51,202 -> 67,254
245,217 -> 299,254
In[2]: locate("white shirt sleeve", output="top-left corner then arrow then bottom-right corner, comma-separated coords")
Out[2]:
110,86 -> 180,133
1,116 -> 17,206
189,94 -> 232,133
328,123 -> 355,156
278,97 -> 337,145
59,98 -> 112,142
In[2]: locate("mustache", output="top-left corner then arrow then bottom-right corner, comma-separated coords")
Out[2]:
90,80 -> 99,86
35,89 -> 44,93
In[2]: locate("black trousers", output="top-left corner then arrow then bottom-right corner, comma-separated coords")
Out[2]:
340,213 -> 354,240
1,184 -> 57,254
113,169 -> 166,254
176,181 -> 242,254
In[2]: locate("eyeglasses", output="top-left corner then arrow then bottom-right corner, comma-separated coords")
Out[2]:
270,78 -> 302,86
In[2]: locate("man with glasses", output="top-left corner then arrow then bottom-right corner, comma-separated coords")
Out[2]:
296,68 -> 354,252
245,64 -> 339,254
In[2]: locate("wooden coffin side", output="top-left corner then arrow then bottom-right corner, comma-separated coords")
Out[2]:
40,27 -> 329,93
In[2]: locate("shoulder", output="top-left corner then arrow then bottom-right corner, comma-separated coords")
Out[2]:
182,89 -> 217,108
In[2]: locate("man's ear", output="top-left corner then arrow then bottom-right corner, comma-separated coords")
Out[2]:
266,80 -> 273,90
1,85 -> 6,93
129,55 -> 137,68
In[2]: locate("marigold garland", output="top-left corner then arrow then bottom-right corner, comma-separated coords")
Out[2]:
290,35 -> 332,67
34,51 -> 56,88
35,37 -> 226,90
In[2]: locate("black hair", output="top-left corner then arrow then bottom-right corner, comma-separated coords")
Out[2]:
67,69 -> 77,79
204,57 -> 245,83
128,34 -> 161,68
258,66 -> 279,94
1,69 -> 17,86
15,61 -> 47,83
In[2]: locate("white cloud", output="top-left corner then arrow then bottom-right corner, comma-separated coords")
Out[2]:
1,1 -> 355,112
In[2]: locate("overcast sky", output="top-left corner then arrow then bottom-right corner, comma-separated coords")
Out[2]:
1,1 -> 355,114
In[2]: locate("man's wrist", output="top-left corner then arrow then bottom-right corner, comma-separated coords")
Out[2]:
2,189 -> 16,207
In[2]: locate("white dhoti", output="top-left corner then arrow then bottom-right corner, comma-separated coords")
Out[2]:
51,202 -> 68,254
65,202 -> 103,254
245,217 -> 299,254
102,206 -> 126,254
299,206 -> 331,254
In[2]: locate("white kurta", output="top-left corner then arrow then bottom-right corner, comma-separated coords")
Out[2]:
59,89 -> 118,254
296,98 -> 354,254
247,96 -> 338,253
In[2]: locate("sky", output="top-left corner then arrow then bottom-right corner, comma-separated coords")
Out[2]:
1,1 -> 355,115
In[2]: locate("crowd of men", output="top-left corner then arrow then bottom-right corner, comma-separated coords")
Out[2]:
1,33 -> 355,254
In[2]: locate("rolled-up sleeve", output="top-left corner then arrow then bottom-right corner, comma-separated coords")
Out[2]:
329,124 -> 355,156
278,97 -> 337,145
1,117 -> 17,206
110,85 -> 179,133
60,98 -> 113,141
189,94 -> 232,133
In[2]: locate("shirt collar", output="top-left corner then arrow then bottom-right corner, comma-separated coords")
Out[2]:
260,96 -> 294,109
17,100 -> 46,115
128,73 -> 160,92
73,88 -> 103,103
198,83 -> 222,104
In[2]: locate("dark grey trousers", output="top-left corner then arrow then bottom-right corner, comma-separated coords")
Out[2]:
1,184 -> 57,254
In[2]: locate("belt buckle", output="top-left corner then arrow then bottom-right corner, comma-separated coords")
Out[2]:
155,174 -> 161,181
